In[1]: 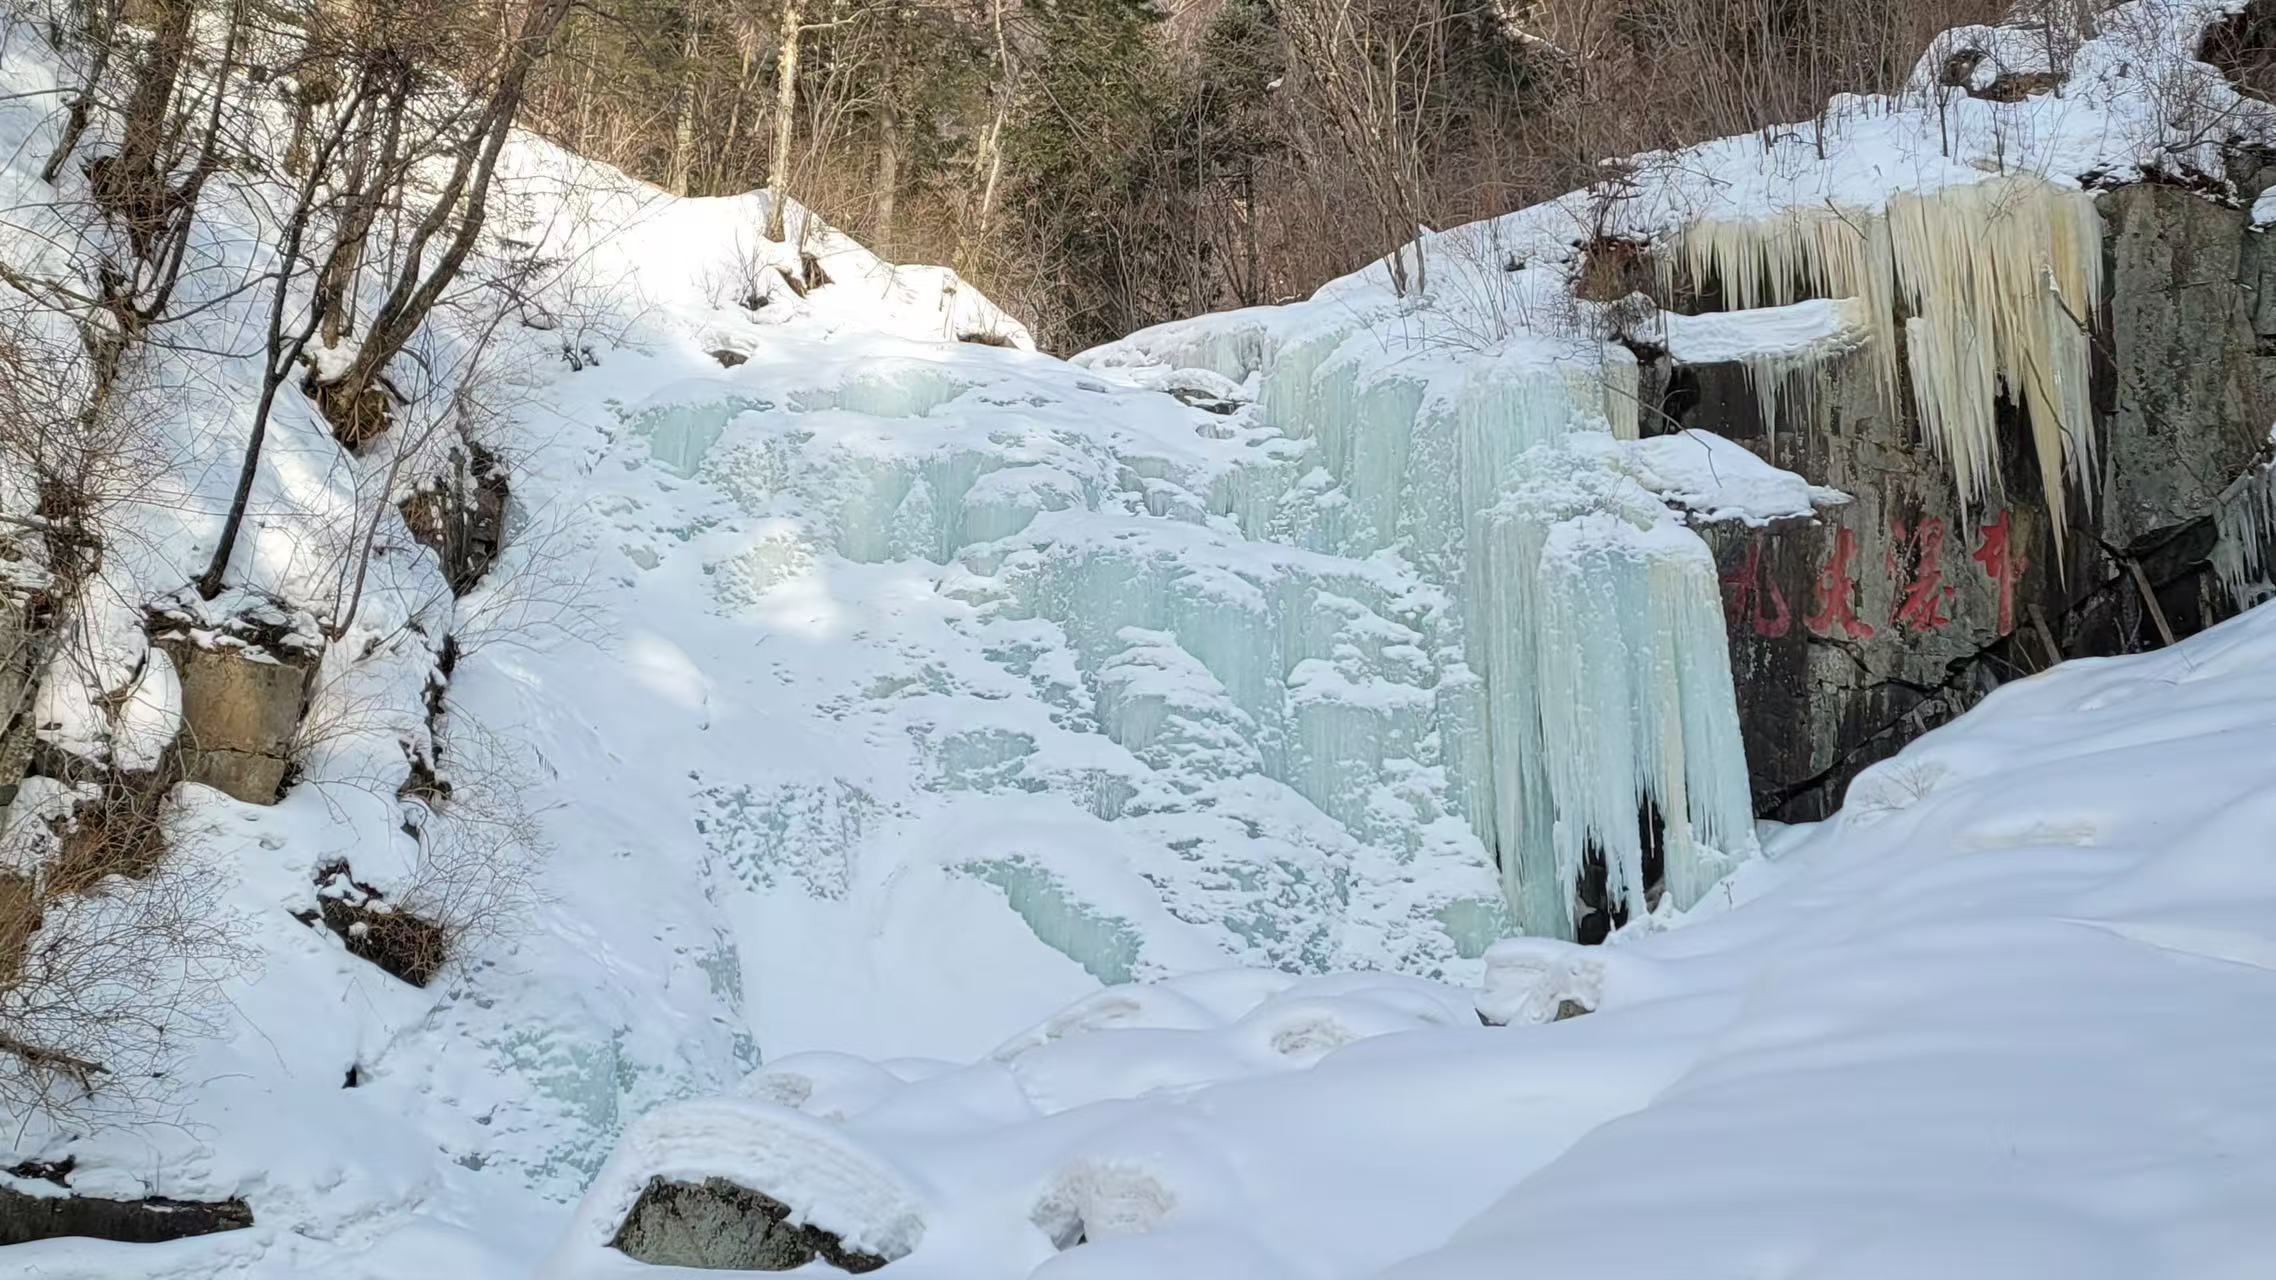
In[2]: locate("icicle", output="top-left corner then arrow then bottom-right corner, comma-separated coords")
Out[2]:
1739,349 -> 1825,445
1150,311 -> 1759,940
1670,177 -> 2101,553
1887,176 -> 2102,549
1466,439 -> 1759,938
2213,459 -> 2276,608
1585,347 -> 1642,442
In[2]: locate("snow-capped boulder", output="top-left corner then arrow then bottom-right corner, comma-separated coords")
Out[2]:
145,590 -> 323,804
544,1098 -> 927,1278
608,1176 -> 889,1273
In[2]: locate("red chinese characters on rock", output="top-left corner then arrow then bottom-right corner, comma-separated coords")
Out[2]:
1721,508 -> 2032,643
1887,516 -> 1954,632
1720,536 -> 1791,638
1970,510 -> 2027,636
1805,525 -> 1875,640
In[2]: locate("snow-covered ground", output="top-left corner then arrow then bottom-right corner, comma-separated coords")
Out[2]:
542,601 -> 2276,1280
2,2 -> 2273,1277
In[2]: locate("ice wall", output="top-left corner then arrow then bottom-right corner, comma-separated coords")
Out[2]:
1090,312 -> 1759,940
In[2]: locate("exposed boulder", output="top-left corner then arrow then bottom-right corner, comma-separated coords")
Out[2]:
609,1176 -> 887,1273
303,858 -> 448,987
2100,184 -> 2271,553
145,591 -> 322,805
0,1183 -> 251,1246
554,1098 -> 926,1275
0,547 -> 53,808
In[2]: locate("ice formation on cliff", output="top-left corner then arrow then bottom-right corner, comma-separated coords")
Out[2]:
1669,176 -> 2102,542
1083,304 -> 1765,940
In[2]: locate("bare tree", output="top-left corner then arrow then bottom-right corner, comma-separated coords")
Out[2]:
0,310 -> 241,1123
317,0 -> 576,425
764,0 -> 807,240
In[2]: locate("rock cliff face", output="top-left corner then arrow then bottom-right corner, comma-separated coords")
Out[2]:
1667,180 -> 2276,820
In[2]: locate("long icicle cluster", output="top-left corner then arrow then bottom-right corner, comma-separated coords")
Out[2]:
2213,460 -> 2276,608
1669,176 -> 2102,547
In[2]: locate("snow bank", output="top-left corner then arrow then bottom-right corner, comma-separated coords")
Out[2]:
9,3 -> 2276,1278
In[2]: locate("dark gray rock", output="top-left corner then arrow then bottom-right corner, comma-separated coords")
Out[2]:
0,554 -> 50,809
399,444 -> 509,596
609,1176 -> 887,1273
149,636 -> 317,805
2100,184 -> 2271,553
0,1184 -> 251,1246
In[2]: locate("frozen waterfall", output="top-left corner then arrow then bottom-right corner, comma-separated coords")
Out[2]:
1090,314 -> 1762,941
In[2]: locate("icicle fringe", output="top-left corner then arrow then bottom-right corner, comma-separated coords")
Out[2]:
2213,459 -> 2276,608
1669,176 -> 2102,552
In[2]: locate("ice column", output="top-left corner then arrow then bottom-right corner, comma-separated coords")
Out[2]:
1464,436 -> 1755,939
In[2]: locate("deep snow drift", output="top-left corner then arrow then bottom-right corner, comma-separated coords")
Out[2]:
2,1 -> 2274,1277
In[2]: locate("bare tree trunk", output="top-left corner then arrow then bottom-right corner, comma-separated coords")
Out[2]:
874,96 -> 899,257
317,66 -> 410,346
137,0 -> 245,323
667,7 -> 703,196
199,76 -> 380,600
764,0 -> 805,241
41,0 -> 123,184
95,0 -> 195,246
958,0 -> 1013,277
325,0 -> 575,416
1241,157 -> 1260,305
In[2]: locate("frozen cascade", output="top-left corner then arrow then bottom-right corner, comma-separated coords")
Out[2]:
625,249 -> 1761,951
1096,315 -> 1757,939
1468,446 -> 1752,935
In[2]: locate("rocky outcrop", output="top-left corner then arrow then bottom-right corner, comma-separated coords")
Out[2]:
398,444 -> 508,595
609,1176 -> 888,1273
302,859 -> 448,987
1662,181 -> 2276,819
0,549 -> 52,809
0,1183 -> 252,1246
146,593 -> 323,805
